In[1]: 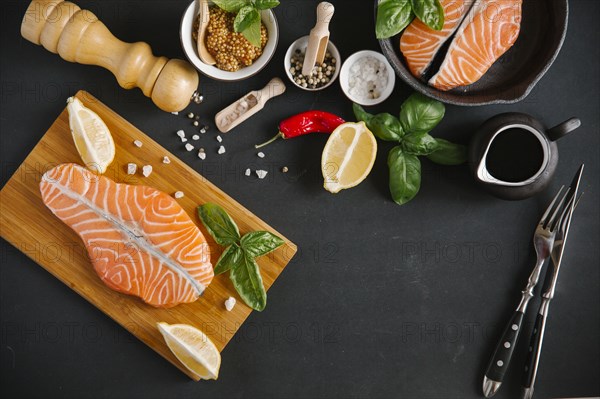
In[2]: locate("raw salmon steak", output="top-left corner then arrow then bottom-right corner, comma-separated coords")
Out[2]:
429,0 -> 522,90
39,163 -> 213,308
400,0 -> 470,77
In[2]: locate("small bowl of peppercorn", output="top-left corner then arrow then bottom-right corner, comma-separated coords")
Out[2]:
180,0 -> 279,81
284,36 -> 341,91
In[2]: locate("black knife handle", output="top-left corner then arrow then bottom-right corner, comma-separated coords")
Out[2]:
522,309 -> 549,389
485,311 -> 525,382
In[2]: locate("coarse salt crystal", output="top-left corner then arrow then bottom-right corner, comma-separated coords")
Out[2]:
224,297 -> 236,311
174,191 -> 184,199
176,130 -> 185,138
256,170 -> 268,179
245,168 -> 251,176
133,140 -> 143,148
347,56 -> 389,101
198,151 -> 206,160
218,145 -> 226,154
181,137 -> 188,143
185,143 -> 194,151
171,111 -> 178,115
142,165 -> 152,177
162,156 -> 171,164
257,152 -> 265,158
216,135 -> 223,143
192,134 -> 200,140
126,163 -> 137,175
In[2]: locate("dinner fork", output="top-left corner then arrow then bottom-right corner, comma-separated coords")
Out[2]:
482,186 -> 573,397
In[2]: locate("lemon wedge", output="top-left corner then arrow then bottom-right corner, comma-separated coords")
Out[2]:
67,97 -> 115,174
157,322 -> 221,380
321,121 -> 377,193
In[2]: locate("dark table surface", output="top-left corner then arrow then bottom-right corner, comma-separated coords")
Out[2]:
1,1 -> 599,398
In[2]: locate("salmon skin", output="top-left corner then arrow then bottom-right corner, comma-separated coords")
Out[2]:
39,163 -> 213,308
429,0 -> 523,90
400,0 -> 471,77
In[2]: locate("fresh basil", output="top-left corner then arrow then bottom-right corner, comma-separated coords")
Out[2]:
427,138 -> 467,165
353,104 -> 404,142
234,5 -> 259,33
214,244 -> 243,275
400,93 -> 445,134
197,203 -> 285,311
376,0 -> 414,39
230,250 -> 267,311
411,0 -> 444,31
388,146 -> 421,205
401,131 -> 439,155
241,231 -> 285,258
255,0 -> 280,9
197,203 -> 240,246
212,0 -> 248,13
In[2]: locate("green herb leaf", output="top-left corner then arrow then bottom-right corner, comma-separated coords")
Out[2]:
241,231 -> 285,258
230,250 -> 267,311
400,93 -> 445,134
212,0 -> 249,13
234,5 -> 260,33
388,146 -> 421,205
376,0 -> 414,39
214,244 -> 243,275
353,104 -> 404,142
255,0 -> 280,9
353,103 -> 374,123
401,132 -> 439,155
426,138 -> 467,165
241,12 -> 262,47
411,0 -> 444,30
197,203 -> 241,246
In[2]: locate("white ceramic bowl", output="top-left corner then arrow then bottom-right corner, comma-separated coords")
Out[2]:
180,1 -> 279,81
339,50 -> 395,106
283,36 -> 341,91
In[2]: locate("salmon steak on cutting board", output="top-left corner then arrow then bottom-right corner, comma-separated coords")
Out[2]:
40,163 -> 214,308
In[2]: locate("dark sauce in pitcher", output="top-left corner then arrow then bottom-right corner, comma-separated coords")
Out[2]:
485,128 -> 545,182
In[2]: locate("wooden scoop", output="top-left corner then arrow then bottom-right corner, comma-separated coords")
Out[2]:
196,0 -> 216,65
215,78 -> 286,133
301,2 -> 335,76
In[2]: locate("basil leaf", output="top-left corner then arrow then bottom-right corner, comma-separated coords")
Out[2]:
353,103 -> 373,123
388,146 -> 421,205
241,231 -> 284,258
426,138 -> 467,165
411,0 -> 444,31
214,244 -> 243,275
234,5 -> 260,33
401,132 -> 439,155
400,93 -> 445,134
241,13 -> 262,47
376,0 -> 414,39
230,250 -> 267,311
212,0 -> 249,13
255,0 -> 280,9
353,104 -> 404,142
197,203 -> 241,246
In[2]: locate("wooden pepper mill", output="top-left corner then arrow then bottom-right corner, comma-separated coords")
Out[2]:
21,0 -> 202,112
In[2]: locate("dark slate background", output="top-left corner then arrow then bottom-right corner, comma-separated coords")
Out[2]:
1,1 -> 598,398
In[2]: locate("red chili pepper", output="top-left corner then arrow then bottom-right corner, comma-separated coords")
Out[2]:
255,111 -> 345,148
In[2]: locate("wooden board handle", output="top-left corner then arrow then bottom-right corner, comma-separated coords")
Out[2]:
21,0 -> 199,112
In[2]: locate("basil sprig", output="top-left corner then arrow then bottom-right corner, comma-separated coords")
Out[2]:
197,203 -> 284,311
212,0 -> 280,47
353,93 -> 466,205
376,0 -> 444,39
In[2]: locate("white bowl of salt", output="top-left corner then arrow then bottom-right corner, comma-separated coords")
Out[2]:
339,50 -> 395,106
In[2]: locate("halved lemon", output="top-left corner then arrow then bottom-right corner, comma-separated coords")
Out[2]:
157,322 -> 221,380
67,97 -> 115,174
321,121 -> 377,193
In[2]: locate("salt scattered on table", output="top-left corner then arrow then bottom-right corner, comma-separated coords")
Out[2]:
257,151 -> 265,158
176,130 -> 185,138
192,134 -> 200,140
174,191 -> 184,199
256,170 -> 268,179
126,163 -> 137,175
224,297 -> 236,311
198,149 -> 206,160
142,165 -> 152,177
216,135 -> 223,143
162,156 -> 171,164
348,56 -> 389,101
218,145 -> 226,154
171,111 -> 179,115
245,168 -> 251,176
185,143 -> 194,151
133,139 -> 143,148
181,137 -> 188,143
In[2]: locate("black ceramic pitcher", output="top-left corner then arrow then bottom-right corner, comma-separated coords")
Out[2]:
469,113 -> 580,200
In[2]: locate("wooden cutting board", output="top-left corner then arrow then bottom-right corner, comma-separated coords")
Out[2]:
0,90 -> 297,380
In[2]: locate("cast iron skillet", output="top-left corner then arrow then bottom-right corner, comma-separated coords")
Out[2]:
376,0 -> 569,106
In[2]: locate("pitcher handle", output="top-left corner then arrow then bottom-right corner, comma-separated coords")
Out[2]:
547,117 -> 581,141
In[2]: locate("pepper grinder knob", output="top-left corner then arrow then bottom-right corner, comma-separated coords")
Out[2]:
21,0 -> 200,112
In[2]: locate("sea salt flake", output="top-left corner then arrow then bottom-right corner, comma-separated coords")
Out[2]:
126,163 -> 137,175
245,168 -> 251,176
192,134 -> 200,140
176,130 -> 185,138
162,156 -> 171,164
142,165 -> 152,177
224,297 -> 236,311
218,145 -> 226,154
174,191 -> 184,199
256,170 -> 268,179
198,151 -> 206,160
216,135 -> 223,143
257,151 -> 265,158
185,143 -> 194,151
171,111 -> 179,115
133,140 -> 143,148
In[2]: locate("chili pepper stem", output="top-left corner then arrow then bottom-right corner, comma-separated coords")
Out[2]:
255,132 -> 284,149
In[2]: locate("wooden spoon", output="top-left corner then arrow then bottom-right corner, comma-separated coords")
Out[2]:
302,2 -> 335,76
196,0 -> 216,65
